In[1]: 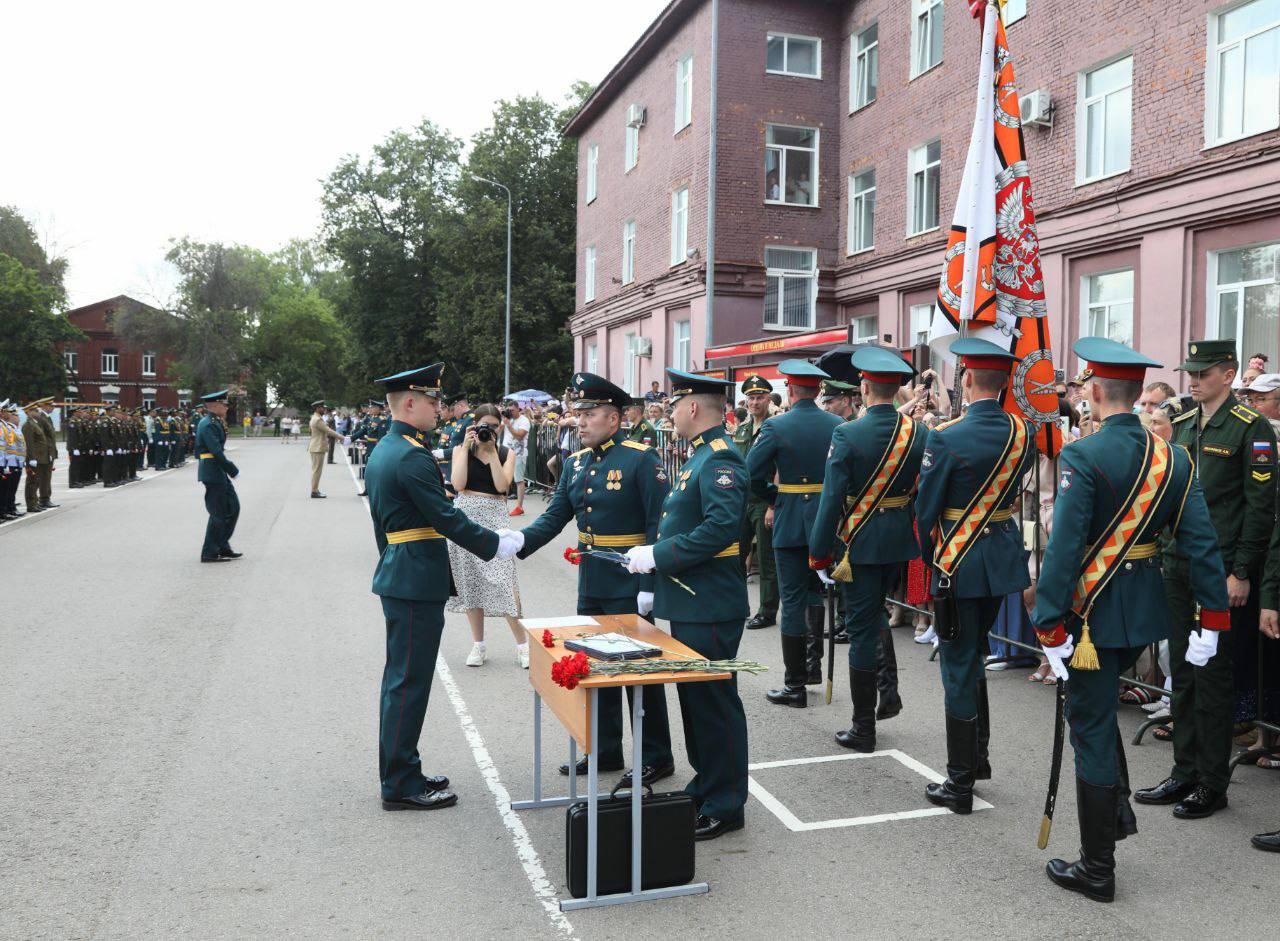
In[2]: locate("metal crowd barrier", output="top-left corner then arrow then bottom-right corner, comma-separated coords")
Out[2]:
522,422 -> 696,494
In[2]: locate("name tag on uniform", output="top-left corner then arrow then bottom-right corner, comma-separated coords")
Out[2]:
1202,444 -> 1233,457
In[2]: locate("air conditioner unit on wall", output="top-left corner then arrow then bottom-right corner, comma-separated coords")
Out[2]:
632,336 -> 653,357
626,103 -> 647,128
1020,89 -> 1052,128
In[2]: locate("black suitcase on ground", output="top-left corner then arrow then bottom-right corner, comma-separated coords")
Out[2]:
565,785 -> 696,898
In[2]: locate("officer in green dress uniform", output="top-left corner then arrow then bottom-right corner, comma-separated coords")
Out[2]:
447,397 -> 474,448
734,374 -> 779,631
195,390 -> 243,563
622,368 -> 750,840
364,363 -> 522,811
517,373 -> 675,785
916,338 -> 1036,813
1032,337 -> 1231,902
809,346 -> 926,751
1135,338 -> 1278,818
748,359 -> 842,706
357,400 -> 388,496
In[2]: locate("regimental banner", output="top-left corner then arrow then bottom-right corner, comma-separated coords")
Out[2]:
928,2 -> 1061,459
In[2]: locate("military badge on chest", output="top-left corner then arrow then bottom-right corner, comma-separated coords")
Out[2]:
606,468 -> 623,490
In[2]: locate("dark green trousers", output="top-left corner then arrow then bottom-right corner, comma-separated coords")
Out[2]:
579,596 -> 673,768
378,597 -> 445,800
671,618 -> 748,822
938,596 -> 1003,720
201,480 -> 240,559
740,501 -> 778,614
1067,645 -> 1143,786
842,562 -> 899,671
1165,564 -> 1238,792
775,546 -> 821,637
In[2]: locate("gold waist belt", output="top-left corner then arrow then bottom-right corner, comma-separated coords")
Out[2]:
1125,542 -> 1159,560
777,483 -> 823,494
714,542 -> 740,558
386,527 -> 443,544
943,506 -> 1016,522
199,453 -> 215,459
579,532 -> 646,548
848,494 -> 911,509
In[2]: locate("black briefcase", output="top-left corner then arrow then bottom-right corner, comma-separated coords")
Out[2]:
565,784 -> 696,898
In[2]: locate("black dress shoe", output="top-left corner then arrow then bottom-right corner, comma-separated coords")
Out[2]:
617,762 -> 675,788
1252,829 -> 1280,852
694,813 -> 744,841
219,549 -> 243,559
358,489 -> 369,497
200,556 -> 230,563
422,774 -> 450,791
311,491 -> 327,498
27,506 -> 44,512
765,685 -> 807,707
41,502 -> 60,508
745,610 -> 777,630
1134,776 -> 1195,805
559,755 -> 624,776
1172,785 -> 1227,819
382,788 -> 459,811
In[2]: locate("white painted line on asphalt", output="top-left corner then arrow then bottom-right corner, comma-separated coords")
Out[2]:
747,749 -> 993,832
343,448 -> 578,939
0,464 -> 181,530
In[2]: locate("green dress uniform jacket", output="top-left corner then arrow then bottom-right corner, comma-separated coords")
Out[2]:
196,415 -> 238,483
518,432 -> 666,599
746,398 -> 843,548
626,419 -> 658,447
447,414 -> 473,448
365,419 -> 498,602
1263,489 -> 1280,611
732,415 -> 770,505
21,413 -> 50,463
914,399 -> 1035,599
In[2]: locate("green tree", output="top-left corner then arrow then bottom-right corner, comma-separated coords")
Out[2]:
0,207 -> 81,400
251,281 -> 352,411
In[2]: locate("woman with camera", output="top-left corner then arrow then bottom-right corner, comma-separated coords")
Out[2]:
448,404 -> 527,668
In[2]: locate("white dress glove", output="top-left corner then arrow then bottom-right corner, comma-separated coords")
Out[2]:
494,528 -> 524,560
625,545 -> 656,575
73,450 -> 80,456
816,568 -> 835,586
29,460 -> 37,466
637,591 -> 654,616
1185,628 -> 1219,667
431,449 -> 445,460
1042,636 -> 1075,681
105,450 -> 113,456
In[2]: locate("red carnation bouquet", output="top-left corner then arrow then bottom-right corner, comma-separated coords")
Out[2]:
564,547 -> 583,565
550,651 -> 591,690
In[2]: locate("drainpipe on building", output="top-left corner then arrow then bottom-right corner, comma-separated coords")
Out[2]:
704,0 -> 719,356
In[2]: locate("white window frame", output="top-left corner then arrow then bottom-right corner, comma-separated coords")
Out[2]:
623,332 -> 639,396
584,245 -> 597,302
1004,0 -> 1028,24
851,22 -> 879,112
763,246 -> 818,332
622,220 -> 636,285
850,314 -> 878,341
910,0 -> 945,79
673,319 -> 691,372
765,124 -> 820,207
1080,269 -> 1136,362
585,340 -> 599,375
101,349 -> 119,376
64,349 -> 78,372
847,169 -> 876,255
675,53 -> 693,132
586,143 -> 598,203
906,140 -> 941,237
142,350 -> 157,376
625,124 -> 639,172
765,32 -> 822,79
909,304 -> 933,346
1205,0 -> 1280,147
1206,240 -> 1280,360
670,187 -> 689,266
1075,54 -> 1133,185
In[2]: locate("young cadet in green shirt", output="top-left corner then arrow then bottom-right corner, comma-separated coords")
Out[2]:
195,390 -> 242,563
517,373 -> 674,786
1135,339 -> 1278,819
1032,338 -> 1230,903
364,364 -> 522,811
624,400 -> 658,447
622,368 -> 750,841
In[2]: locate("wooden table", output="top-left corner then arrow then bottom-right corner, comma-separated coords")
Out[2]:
510,614 -> 730,912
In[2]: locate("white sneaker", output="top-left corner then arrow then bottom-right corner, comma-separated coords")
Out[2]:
466,642 -> 487,667
516,645 -> 530,669
914,624 -> 937,645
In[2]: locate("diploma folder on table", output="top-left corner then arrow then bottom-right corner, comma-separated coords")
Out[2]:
562,633 -> 663,661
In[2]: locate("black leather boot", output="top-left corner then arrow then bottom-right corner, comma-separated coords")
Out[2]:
835,668 -> 877,752
1046,777 -> 1117,902
1114,737 -> 1137,840
925,714 -> 977,814
975,676 -> 991,780
805,605 -> 825,685
875,626 -> 902,720
766,634 -> 808,707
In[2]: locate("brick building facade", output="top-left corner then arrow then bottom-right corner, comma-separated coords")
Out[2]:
566,0 -> 1280,393
60,296 -> 186,409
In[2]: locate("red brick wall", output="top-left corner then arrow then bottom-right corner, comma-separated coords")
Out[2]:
61,298 -> 181,407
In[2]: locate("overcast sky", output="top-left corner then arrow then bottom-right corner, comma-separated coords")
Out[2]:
5,0 -> 666,309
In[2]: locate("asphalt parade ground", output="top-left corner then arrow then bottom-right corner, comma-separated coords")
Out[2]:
3,438 -> 1273,939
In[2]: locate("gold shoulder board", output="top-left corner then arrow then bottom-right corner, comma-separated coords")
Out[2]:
709,438 -> 728,451
621,439 -> 651,451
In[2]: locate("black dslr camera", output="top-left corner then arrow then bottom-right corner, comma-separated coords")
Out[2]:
474,425 -> 494,444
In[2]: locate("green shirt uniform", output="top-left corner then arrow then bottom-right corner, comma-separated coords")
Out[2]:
733,373 -> 779,628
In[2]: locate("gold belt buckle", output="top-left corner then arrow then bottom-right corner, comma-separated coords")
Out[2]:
580,532 -> 595,547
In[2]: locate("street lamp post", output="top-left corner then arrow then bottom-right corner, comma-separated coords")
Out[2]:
473,176 -> 512,398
